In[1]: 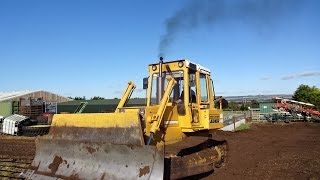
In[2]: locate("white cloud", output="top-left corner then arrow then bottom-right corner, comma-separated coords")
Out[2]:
260,76 -> 272,80
281,71 -> 320,80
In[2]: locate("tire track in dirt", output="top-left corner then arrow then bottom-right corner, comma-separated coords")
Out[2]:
1,123 -> 320,179
209,122 -> 320,180
0,136 -> 35,179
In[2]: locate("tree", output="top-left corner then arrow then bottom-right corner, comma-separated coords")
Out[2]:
292,84 -> 320,110
228,101 -> 240,111
74,96 -> 86,100
214,98 -> 228,109
221,98 -> 229,109
91,96 -> 105,100
240,104 -> 248,111
249,100 -> 259,108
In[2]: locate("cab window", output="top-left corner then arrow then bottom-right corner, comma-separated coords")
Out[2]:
150,71 -> 184,105
199,74 -> 208,102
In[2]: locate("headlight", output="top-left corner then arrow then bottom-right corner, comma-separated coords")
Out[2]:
178,61 -> 184,68
152,65 -> 157,71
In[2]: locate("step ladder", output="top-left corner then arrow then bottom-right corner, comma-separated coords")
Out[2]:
74,102 -> 88,113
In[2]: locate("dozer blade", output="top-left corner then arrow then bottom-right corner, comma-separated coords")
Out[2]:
21,112 -> 164,180
24,139 -> 164,180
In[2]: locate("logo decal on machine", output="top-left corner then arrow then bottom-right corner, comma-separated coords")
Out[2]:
164,120 -> 179,125
209,119 -> 220,123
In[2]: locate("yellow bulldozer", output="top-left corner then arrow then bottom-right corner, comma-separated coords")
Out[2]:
22,58 -> 228,179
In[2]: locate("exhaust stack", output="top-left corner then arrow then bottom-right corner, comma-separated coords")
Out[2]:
157,57 -> 164,104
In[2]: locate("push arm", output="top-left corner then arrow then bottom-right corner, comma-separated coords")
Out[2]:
115,81 -> 136,112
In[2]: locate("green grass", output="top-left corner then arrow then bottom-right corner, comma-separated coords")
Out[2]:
236,123 -> 250,131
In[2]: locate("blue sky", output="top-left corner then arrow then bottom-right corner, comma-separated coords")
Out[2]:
0,0 -> 319,99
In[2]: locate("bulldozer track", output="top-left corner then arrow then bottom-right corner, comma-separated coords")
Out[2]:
164,136 -> 228,179
22,126 -> 50,136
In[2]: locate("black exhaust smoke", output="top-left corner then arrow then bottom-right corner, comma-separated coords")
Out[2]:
158,0 -> 303,57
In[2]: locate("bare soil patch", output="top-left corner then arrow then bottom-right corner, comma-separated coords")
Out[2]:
1,122 -> 320,179
210,122 -> 320,180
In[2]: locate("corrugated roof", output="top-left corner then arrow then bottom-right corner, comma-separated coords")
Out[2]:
0,90 -> 71,102
0,90 -> 36,102
59,98 -> 146,105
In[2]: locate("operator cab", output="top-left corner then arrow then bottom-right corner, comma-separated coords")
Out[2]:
143,59 -> 222,136
144,59 -> 214,107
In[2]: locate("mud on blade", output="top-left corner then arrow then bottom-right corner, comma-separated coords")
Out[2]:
22,139 -> 163,180
21,112 -> 164,180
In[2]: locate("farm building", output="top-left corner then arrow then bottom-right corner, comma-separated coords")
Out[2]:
0,90 -> 70,102
259,102 -> 277,114
58,98 -> 146,113
0,90 -> 71,117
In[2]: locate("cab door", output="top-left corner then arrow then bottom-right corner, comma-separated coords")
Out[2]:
191,73 -> 210,129
198,73 -> 210,127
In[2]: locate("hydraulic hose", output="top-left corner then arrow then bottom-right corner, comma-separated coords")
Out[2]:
147,133 -> 154,145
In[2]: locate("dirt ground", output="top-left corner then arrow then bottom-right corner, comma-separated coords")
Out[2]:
0,135 -> 35,179
0,122 -> 320,180
210,122 -> 320,180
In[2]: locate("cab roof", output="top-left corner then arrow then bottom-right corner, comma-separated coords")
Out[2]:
148,59 -> 211,73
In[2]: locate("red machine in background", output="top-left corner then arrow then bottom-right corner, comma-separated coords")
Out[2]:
273,97 -> 320,120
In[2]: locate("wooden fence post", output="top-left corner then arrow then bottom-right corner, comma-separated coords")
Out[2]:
233,116 -> 236,132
